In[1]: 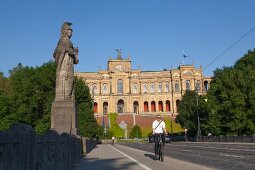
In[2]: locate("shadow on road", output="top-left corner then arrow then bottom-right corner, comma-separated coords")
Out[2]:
144,153 -> 157,160
72,157 -> 138,170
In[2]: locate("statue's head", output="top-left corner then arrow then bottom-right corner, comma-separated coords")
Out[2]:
61,22 -> 73,38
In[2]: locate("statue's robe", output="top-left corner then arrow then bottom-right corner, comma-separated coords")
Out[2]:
53,37 -> 78,101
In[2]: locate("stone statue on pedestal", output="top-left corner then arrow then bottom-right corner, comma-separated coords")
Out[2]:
51,22 -> 79,135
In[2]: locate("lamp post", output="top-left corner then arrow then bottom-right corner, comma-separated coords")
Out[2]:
170,113 -> 173,142
196,88 -> 201,141
170,114 -> 173,135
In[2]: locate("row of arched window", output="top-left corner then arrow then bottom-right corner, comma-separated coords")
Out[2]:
90,79 -> 209,95
93,99 -> 181,114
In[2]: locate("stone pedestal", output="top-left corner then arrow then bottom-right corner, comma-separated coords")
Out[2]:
51,100 -> 79,135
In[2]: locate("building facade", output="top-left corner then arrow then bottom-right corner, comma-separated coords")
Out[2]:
75,55 -> 212,117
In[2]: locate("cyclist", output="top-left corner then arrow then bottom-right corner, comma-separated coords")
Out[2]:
152,114 -> 167,157
112,136 -> 115,145
207,132 -> 212,142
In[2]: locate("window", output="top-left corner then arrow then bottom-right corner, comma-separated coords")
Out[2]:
166,100 -> 170,112
103,83 -> 108,94
93,102 -> 98,113
133,101 -> 139,114
204,81 -> 209,91
117,99 -> 124,113
186,80 -> 190,91
151,101 -> 156,112
117,79 -> 123,94
103,102 -> 108,115
176,100 -> 181,113
158,101 -> 163,112
158,82 -> 162,93
143,83 -> 148,93
92,84 -> 97,95
132,83 -> 138,93
196,80 -> 201,91
175,81 -> 179,92
144,101 -> 149,112
150,83 -> 155,93
165,82 -> 169,93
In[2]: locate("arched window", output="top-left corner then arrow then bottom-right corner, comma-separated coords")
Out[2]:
150,83 -> 155,93
103,83 -> 108,94
93,102 -> 98,113
186,80 -> 190,91
144,101 -> 149,112
143,83 -> 148,93
132,83 -> 138,93
175,81 -> 179,92
196,80 -> 201,91
117,79 -> 123,94
166,100 -> 170,112
158,82 -> 162,93
103,102 -> 108,115
92,84 -> 97,95
158,101 -> 163,112
117,99 -> 124,113
151,101 -> 156,112
204,81 -> 209,91
165,82 -> 169,93
133,101 -> 139,114
176,100 -> 181,113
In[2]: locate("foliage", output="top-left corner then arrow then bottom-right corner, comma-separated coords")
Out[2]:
109,112 -> 118,128
164,117 -> 184,134
0,62 -> 56,133
108,113 -> 124,138
129,125 -> 142,139
208,49 -> 255,135
75,77 -> 99,138
176,90 -> 220,136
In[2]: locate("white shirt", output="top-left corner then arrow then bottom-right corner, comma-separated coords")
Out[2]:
152,120 -> 166,134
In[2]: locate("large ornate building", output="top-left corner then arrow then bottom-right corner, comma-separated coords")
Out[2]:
75,54 -> 212,117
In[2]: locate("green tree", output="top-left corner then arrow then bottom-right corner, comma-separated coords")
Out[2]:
175,90 -> 216,137
130,125 -> 142,139
175,91 -> 198,136
75,77 -> 99,137
208,49 -> 255,135
0,62 -> 56,133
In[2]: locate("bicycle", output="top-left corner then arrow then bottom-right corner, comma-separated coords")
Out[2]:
154,133 -> 164,162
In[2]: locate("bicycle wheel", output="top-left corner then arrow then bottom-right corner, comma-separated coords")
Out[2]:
159,143 -> 164,162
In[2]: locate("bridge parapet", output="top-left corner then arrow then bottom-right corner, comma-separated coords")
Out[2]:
0,123 -> 82,170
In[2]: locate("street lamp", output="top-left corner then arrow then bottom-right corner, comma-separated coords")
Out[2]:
196,88 -> 201,141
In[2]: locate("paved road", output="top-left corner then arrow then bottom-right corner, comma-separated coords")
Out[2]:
119,141 -> 255,170
72,144 -> 214,170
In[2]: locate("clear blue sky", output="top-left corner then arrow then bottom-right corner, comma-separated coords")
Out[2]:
1,0 -> 255,77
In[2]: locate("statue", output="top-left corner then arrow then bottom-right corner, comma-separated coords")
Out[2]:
51,22 -> 79,135
115,48 -> 122,59
53,22 -> 79,101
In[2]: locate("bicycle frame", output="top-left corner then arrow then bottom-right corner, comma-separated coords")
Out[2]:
154,133 -> 164,162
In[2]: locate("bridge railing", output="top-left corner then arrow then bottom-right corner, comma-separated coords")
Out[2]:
195,134 -> 255,143
0,123 -> 82,170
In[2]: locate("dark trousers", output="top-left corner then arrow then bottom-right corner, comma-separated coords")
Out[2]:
154,133 -> 165,155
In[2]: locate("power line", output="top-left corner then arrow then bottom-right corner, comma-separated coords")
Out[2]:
203,25 -> 255,71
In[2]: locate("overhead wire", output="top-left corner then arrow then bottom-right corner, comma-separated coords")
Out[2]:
203,25 -> 255,71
